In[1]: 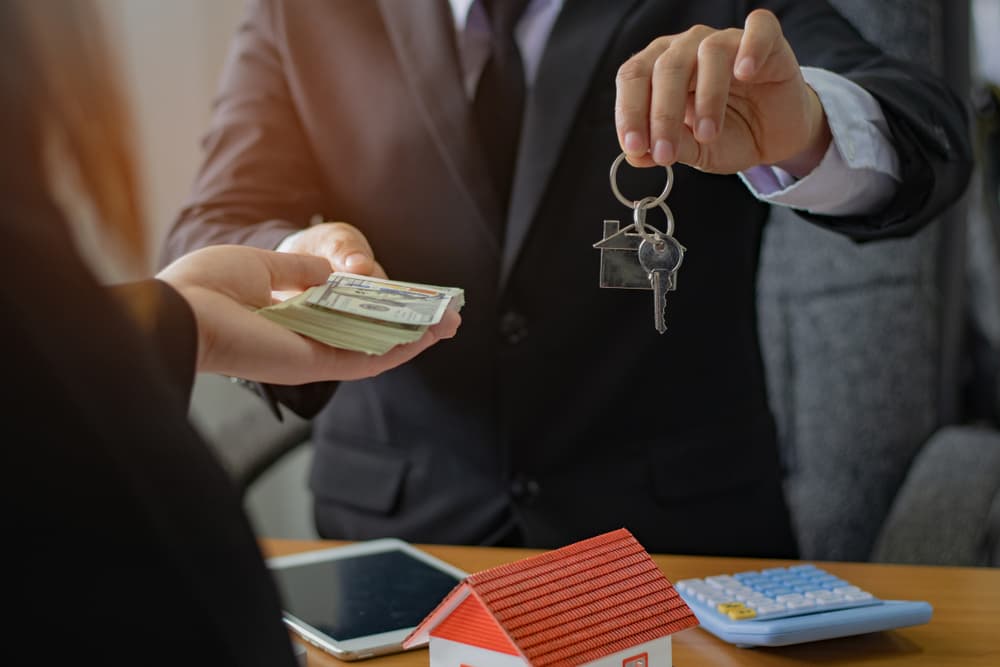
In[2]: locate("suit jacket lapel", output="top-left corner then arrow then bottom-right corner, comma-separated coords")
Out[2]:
378,0 -> 502,254
500,0 -> 640,288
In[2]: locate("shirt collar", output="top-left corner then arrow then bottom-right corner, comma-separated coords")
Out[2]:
449,0 -> 477,31
449,0 -> 558,31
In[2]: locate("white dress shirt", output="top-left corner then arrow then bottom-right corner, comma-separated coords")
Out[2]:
449,0 -> 900,217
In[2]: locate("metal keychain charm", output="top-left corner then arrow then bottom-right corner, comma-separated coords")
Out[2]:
593,152 -> 686,332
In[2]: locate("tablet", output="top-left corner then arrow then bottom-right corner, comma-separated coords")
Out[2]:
266,538 -> 466,661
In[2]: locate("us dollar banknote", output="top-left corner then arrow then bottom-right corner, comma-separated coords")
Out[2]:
258,272 -> 464,355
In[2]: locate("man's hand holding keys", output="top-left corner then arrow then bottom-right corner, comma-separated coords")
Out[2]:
615,9 -> 832,177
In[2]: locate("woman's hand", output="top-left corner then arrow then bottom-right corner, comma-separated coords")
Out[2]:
156,245 -> 459,384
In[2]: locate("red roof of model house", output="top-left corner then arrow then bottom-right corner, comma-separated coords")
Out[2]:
402,528 -> 698,666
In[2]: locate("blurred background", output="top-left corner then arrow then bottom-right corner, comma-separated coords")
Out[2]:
94,1 -> 1000,557
98,0 -> 316,540
99,0 -> 244,257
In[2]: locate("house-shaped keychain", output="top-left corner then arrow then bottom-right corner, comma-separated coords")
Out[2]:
402,528 -> 698,667
592,220 -> 651,289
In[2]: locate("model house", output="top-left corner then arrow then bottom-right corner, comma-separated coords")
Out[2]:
402,528 -> 698,667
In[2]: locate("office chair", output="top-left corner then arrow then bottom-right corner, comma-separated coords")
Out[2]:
188,373 -> 311,496
758,0 -> 1000,566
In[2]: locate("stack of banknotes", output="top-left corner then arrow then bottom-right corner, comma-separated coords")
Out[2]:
258,272 -> 464,355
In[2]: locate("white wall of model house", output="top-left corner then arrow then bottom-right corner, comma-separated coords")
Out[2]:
427,636 -> 671,667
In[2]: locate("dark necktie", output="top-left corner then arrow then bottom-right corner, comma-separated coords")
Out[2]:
474,0 -> 529,222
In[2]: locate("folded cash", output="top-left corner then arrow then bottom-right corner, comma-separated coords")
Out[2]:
258,272 -> 464,355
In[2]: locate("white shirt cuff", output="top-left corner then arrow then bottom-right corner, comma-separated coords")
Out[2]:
739,66 -> 901,216
275,229 -> 305,252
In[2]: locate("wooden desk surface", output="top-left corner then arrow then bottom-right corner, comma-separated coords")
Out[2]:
262,539 -> 1000,667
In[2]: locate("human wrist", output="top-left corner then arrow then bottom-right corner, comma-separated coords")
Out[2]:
773,86 -> 832,178
164,284 -> 214,373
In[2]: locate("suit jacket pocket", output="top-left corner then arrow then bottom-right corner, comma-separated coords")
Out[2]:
309,435 -> 409,515
648,413 -> 781,503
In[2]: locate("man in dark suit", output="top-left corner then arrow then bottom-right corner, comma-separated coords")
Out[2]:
162,0 -> 971,557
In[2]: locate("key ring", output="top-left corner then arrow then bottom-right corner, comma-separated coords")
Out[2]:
633,196 -> 675,243
610,151 -> 674,210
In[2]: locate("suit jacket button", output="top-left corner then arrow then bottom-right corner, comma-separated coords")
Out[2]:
510,475 -> 540,504
500,311 -> 528,345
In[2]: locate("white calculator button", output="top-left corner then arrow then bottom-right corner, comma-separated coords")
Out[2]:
807,591 -> 837,600
776,593 -> 806,603
785,599 -> 816,609
834,586 -> 862,594
706,576 -> 739,587
755,603 -> 787,614
844,591 -> 875,601
816,598 -> 845,606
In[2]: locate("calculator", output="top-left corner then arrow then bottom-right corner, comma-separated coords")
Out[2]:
674,564 -> 932,647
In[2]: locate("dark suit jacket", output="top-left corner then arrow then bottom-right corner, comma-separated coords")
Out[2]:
163,0 -> 971,556
1,193 -> 298,665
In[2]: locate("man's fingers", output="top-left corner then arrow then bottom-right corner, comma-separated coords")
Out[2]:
694,29 -> 741,143
319,222 -> 378,274
284,221 -> 378,274
616,36 -> 672,162
734,9 -> 782,81
333,251 -> 376,275
615,10 -> 791,173
649,29 -> 719,165
615,58 -> 653,161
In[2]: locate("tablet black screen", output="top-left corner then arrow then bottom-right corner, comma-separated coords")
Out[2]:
271,549 -> 461,640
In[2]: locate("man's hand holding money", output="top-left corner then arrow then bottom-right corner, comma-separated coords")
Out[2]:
276,221 -> 388,279
267,220 -> 465,356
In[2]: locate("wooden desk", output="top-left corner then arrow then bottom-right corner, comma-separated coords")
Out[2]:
262,539 -> 1000,667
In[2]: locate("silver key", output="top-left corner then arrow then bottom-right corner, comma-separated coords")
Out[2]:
638,234 -> 685,333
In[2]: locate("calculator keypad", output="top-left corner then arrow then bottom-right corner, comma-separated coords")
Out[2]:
675,565 -> 879,621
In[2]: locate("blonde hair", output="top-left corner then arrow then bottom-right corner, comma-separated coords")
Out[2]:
8,0 -> 144,260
